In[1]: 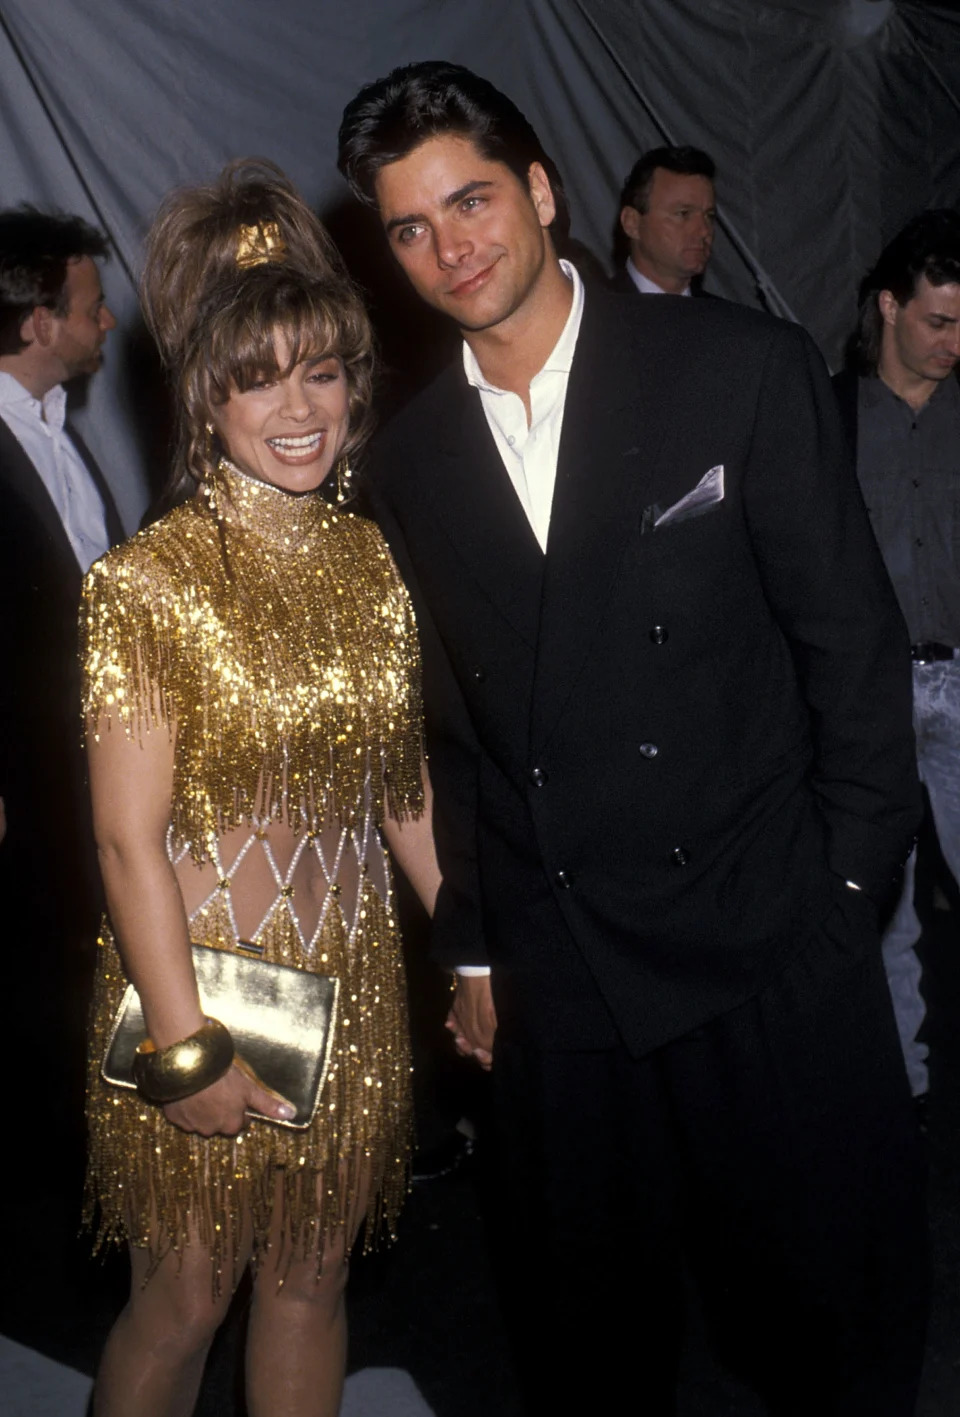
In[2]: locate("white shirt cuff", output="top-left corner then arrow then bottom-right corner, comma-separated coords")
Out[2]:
455,965 -> 492,977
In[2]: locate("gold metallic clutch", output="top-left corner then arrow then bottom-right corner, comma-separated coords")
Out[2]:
102,942 -> 339,1129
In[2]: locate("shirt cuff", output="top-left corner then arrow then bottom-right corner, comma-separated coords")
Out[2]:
455,965 -> 492,977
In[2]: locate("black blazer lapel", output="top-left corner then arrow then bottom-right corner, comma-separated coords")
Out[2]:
0,418 -> 80,569
830,369 -> 859,463
530,291 -> 666,751
68,422 -> 125,545
421,368 -> 544,648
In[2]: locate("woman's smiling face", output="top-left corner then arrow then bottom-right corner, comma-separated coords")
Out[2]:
213,333 -> 350,493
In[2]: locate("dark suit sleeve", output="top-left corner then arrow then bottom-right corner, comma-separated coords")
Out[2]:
364,480 -> 489,969
743,324 -> 920,905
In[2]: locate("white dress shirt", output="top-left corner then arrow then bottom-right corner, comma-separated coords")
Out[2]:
625,257 -> 691,298
0,371 -> 110,572
462,259 -> 584,553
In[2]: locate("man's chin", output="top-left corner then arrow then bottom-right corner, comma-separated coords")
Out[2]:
450,297 -> 514,335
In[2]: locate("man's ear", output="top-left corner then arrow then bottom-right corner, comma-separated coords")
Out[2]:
528,162 -> 557,229
619,205 -> 642,240
877,289 -> 899,328
21,305 -> 56,348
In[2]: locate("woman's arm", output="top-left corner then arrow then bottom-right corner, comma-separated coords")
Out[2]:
380,760 -> 442,917
381,760 -> 497,1068
88,713 -> 293,1134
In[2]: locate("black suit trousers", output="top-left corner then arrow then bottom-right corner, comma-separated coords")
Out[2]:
484,890 -> 928,1416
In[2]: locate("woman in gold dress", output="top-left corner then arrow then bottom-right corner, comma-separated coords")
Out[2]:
82,162 -> 440,1416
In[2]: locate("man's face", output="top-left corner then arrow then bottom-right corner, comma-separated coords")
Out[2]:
48,255 -> 116,380
373,134 -> 556,332
879,275 -> 960,389
620,169 -> 716,292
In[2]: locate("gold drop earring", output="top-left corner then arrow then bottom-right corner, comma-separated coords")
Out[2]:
335,457 -> 353,504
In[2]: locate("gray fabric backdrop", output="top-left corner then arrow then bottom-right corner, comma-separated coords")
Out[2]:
1,0 -> 958,524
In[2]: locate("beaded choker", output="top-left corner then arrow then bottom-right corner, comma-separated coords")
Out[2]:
208,457 -> 328,549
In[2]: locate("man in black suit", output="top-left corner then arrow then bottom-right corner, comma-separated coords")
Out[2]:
339,64 -> 926,1415
0,208 -> 122,1149
611,144 -> 716,296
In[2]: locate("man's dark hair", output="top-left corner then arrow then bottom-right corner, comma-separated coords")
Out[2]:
619,146 -> 716,215
337,60 -> 570,244
854,208 -> 960,373
0,206 -> 108,356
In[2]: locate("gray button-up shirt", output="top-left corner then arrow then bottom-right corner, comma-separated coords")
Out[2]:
855,373 -> 960,645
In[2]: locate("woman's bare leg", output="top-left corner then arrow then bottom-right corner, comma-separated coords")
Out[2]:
245,1172 -> 370,1417
94,1227 -> 248,1417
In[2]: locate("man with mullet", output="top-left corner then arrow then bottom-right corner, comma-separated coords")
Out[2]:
834,210 -> 960,1114
339,62 -> 927,1416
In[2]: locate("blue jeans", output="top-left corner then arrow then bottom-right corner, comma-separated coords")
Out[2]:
882,658 -> 960,1096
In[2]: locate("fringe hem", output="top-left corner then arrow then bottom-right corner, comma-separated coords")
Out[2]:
84,883 -> 412,1294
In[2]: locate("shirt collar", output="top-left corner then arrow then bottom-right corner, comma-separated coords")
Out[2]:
862,370 -> 960,415
462,258 -> 585,393
0,370 -> 67,429
625,257 -> 691,298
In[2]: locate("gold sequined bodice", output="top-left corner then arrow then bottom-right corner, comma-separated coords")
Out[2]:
81,461 -> 423,951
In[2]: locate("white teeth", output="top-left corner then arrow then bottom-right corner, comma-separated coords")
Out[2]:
267,432 -> 324,450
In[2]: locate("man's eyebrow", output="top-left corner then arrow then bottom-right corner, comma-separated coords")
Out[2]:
443,179 -> 494,208
384,180 -> 495,234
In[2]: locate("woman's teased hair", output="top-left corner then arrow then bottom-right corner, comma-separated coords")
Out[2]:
140,158 -> 374,502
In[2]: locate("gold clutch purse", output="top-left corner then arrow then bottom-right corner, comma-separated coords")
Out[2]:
101,942 -> 340,1129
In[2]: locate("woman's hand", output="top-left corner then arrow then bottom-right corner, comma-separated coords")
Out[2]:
163,1058 -> 296,1136
446,973 -> 497,1071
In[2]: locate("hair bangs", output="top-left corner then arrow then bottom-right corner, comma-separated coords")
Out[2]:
198,277 -> 351,404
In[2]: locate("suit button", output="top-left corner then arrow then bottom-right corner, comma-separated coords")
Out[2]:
670,847 -> 690,867
639,742 -> 659,759
473,667 -> 486,682
649,626 -> 669,645
529,767 -> 546,787
555,870 -> 572,889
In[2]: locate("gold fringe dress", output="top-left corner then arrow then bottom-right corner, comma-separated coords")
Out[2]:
81,460 -> 423,1281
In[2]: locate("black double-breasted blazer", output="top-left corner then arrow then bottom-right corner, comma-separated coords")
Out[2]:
369,288 -> 920,1055
0,416 -> 123,936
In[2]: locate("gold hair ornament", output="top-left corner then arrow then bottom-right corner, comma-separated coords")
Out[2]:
235,221 -> 287,270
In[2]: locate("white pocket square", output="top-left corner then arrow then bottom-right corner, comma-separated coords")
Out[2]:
644,464 -> 725,532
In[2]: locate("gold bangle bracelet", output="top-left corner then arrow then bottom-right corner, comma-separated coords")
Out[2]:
132,1017 -> 235,1104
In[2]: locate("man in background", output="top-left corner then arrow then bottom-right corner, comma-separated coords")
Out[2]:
613,144 -> 716,295
0,206 -> 121,1149
834,209 -> 960,1106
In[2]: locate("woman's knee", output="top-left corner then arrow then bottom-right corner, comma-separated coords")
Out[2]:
126,1246 -> 236,1354
254,1244 -> 350,1313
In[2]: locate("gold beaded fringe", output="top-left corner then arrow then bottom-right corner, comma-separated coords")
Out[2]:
80,485 -> 424,860
79,472 -> 423,1288
85,883 -> 412,1291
